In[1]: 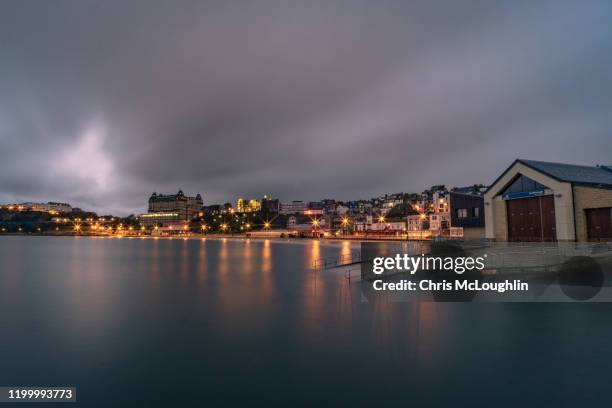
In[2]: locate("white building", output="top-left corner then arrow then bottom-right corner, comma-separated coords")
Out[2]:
18,202 -> 72,213
428,212 -> 451,231
279,201 -> 307,215
407,214 -> 426,231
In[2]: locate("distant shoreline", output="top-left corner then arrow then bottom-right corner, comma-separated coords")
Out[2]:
0,231 -> 423,243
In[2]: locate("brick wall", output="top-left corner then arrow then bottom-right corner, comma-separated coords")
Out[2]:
493,198 -> 508,241
463,227 -> 485,240
573,185 -> 612,241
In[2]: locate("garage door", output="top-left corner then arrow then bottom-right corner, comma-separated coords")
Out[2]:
507,195 -> 556,242
586,208 -> 612,241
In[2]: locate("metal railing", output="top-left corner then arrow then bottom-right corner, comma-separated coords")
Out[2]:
312,252 -> 361,270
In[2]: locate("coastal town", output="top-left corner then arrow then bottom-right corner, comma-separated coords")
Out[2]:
2,159 -> 612,242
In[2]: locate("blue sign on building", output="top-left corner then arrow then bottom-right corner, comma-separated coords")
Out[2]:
502,190 -> 546,200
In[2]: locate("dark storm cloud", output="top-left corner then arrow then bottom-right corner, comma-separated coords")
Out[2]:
1,0 -> 612,214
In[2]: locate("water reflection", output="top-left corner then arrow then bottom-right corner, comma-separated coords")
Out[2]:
150,237 -> 160,286
261,239 -> 272,273
340,240 -> 352,260
301,240 -> 326,338
307,239 -> 320,269
197,239 -> 207,284
179,238 -> 189,286
260,240 -> 273,296
2,237 -> 609,406
218,238 -> 229,275
242,239 -> 253,279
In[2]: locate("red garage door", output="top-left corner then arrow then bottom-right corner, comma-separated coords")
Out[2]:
586,208 -> 612,241
507,195 -> 556,242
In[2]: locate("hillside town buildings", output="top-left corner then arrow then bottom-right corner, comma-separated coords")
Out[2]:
7,158 -> 611,243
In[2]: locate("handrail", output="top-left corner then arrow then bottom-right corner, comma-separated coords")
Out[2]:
312,251 -> 361,270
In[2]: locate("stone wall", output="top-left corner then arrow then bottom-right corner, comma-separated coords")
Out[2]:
573,185 -> 612,241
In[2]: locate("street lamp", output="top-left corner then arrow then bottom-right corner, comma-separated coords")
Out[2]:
342,217 -> 349,235
311,218 -> 320,237
341,217 -> 349,235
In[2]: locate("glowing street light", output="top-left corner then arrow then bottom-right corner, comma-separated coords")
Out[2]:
264,222 -> 271,230
378,215 -> 385,223
340,217 -> 350,236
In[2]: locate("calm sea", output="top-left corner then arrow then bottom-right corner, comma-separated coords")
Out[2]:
0,236 -> 611,407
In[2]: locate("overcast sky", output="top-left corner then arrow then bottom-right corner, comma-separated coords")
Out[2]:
1,1 -> 612,215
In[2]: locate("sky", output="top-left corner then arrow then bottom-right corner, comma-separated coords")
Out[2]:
1,0 -> 612,215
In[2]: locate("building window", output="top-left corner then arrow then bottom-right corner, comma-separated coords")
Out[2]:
503,174 -> 547,195
472,207 -> 480,217
457,208 -> 468,219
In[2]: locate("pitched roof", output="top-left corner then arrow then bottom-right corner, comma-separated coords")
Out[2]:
451,186 -> 484,196
486,159 -> 612,194
518,159 -> 612,186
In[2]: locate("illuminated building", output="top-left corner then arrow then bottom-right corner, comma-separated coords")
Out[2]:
236,198 -> 261,213
137,212 -> 182,227
139,190 -> 203,229
407,214 -> 426,231
12,202 -> 72,213
147,190 -> 203,220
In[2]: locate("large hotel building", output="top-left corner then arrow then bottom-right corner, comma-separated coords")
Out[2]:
138,190 -> 203,228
